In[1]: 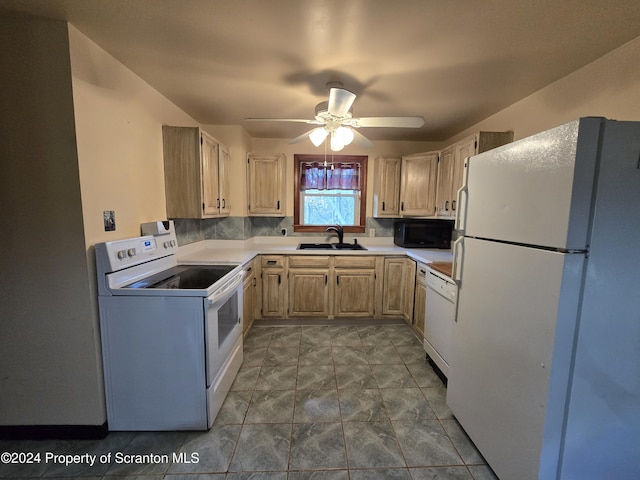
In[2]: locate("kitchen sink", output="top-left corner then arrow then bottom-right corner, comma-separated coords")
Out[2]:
297,242 -> 367,251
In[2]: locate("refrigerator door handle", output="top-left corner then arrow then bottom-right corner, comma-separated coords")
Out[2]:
452,236 -> 464,322
454,156 -> 471,234
452,236 -> 464,284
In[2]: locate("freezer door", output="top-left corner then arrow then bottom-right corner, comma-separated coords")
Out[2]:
447,237 -> 585,480
459,118 -> 602,250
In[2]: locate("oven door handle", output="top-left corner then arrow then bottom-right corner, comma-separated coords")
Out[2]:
208,274 -> 243,306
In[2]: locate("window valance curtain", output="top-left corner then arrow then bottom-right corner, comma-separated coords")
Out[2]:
299,162 -> 360,191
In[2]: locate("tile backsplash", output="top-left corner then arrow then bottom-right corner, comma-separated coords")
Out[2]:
174,217 -> 395,246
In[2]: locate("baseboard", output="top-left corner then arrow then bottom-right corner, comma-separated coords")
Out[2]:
426,355 -> 448,387
254,317 -> 407,326
0,422 -> 108,440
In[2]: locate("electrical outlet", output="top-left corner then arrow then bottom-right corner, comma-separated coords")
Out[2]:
369,229 -> 375,237
104,210 -> 116,231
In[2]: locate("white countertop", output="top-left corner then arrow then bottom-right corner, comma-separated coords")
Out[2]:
177,236 -> 453,266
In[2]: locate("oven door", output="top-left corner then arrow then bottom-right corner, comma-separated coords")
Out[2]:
204,273 -> 243,388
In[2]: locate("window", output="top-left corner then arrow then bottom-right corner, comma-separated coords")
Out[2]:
294,154 -> 367,233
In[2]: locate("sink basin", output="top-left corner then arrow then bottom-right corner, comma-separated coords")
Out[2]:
297,242 -> 367,251
297,243 -> 334,249
334,243 -> 367,250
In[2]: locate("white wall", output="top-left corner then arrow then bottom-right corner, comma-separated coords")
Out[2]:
69,25 -> 198,246
446,36 -> 640,143
0,17 -> 104,426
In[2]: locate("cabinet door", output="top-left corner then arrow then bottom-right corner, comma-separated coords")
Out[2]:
373,156 -> 401,217
288,269 -> 330,317
381,257 -> 406,316
413,281 -> 427,338
436,146 -> 455,216
218,144 -> 231,215
403,259 -> 416,323
400,152 -> 438,216
335,270 -> 376,317
261,268 -> 286,317
248,153 -> 286,216
451,135 -> 477,216
201,132 -> 221,217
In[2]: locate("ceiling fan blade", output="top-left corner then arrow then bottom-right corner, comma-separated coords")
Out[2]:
288,128 -> 316,144
351,129 -> 373,148
245,118 -> 319,124
328,88 -> 356,117
355,116 -> 425,128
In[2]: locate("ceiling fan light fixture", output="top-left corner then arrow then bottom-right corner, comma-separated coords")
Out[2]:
309,127 -> 328,147
334,126 -> 354,146
330,132 -> 345,151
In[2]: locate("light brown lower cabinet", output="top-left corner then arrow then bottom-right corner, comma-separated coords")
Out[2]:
260,255 -> 286,318
403,259 -> 416,323
288,269 -> 330,316
381,257 -> 407,316
252,254 -> 417,321
334,269 -> 376,317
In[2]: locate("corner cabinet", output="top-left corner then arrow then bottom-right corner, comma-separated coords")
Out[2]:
399,152 -> 439,217
247,153 -> 286,216
162,126 -> 230,218
435,131 -> 514,217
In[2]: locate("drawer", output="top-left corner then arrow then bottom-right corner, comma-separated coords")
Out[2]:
288,255 -> 331,268
261,255 -> 284,268
334,255 -> 376,269
243,260 -> 255,279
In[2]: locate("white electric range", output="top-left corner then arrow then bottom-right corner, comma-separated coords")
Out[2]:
95,222 -> 243,431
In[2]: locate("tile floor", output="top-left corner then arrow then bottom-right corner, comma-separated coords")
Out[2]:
0,323 -> 498,480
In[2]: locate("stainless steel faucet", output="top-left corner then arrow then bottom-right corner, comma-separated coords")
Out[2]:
326,225 -> 344,244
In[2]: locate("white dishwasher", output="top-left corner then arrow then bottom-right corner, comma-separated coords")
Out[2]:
423,267 -> 457,380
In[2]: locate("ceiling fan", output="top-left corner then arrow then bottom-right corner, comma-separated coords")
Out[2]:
245,82 -> 425,151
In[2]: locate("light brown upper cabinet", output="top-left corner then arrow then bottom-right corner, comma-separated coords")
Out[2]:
247,153 -> 286,217
399,152 -> 439,217
162,126 -> 230,218
435,131 -> 514,217
372,156 -> 402,218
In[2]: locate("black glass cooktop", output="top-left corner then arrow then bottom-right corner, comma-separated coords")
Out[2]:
126,265 -> 236,290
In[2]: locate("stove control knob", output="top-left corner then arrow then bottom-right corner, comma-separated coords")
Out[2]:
171,240 -> 177,247
163,241 -> 170,248
117,250 -> 127,260
127,248 -> 136,257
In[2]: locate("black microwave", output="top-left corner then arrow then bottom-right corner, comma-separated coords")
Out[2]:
393,219 -> 454,249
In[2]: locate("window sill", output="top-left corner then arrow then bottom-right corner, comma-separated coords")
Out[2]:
293,224 -> 366,234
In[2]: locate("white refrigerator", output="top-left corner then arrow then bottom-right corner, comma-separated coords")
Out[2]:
447,118 -> 640,480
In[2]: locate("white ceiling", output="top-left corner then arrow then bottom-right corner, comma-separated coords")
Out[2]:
2,0 -> 640,142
